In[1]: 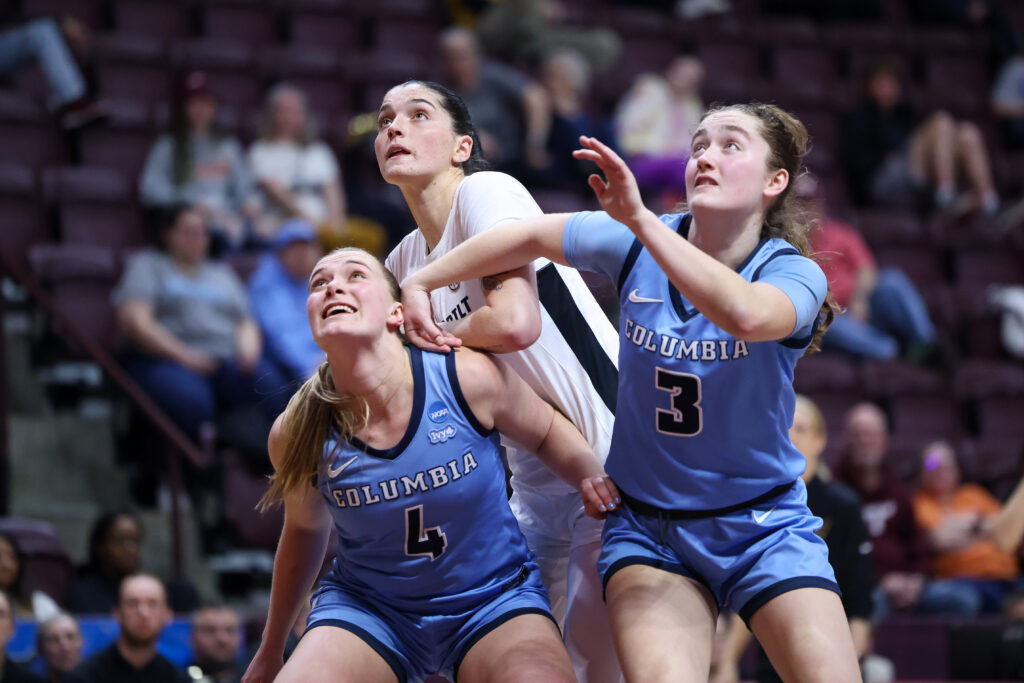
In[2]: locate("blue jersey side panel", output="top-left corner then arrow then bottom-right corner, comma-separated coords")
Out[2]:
564,212 -> 827,510
317,347 -> 533,607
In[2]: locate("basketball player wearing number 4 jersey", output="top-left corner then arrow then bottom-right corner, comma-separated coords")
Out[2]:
387,170 -> 621,681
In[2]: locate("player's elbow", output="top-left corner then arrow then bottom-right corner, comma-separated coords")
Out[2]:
495,306 -> 542,351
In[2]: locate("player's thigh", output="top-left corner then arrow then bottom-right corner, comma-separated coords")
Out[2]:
605,564 -> 717,683
276,625 -> 398,683
749,587 -> 860,683
457,613 -> 575,683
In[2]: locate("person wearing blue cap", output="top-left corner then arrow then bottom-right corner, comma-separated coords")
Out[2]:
248,218 -> 326,386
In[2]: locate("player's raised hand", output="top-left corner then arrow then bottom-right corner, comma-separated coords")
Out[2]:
400,281 -> 462,352
581,474 -> 621,520
573,135 -> 647,231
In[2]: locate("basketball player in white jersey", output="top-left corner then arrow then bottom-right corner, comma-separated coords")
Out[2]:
379,80 -> 622,682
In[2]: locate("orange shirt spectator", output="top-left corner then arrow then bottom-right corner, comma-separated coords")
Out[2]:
915,481 -> 1019,581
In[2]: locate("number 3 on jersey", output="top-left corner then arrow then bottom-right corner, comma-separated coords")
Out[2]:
404,505 -> 447,560
655,368 -> 703,436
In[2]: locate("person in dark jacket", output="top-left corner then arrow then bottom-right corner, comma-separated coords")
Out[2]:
66,575 -> 188,683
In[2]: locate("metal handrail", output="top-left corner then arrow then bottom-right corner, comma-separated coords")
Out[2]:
0,248 -> 206,578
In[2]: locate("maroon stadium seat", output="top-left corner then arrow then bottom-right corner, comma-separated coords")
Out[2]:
0,517 -> 74,606
113,0 -> 191,38
27,242 -> 121,354
0,163 -> 50,273
42,166 -> 147,252
287,11 -> 361,48
976,397 -> 1024,439
889,395 -> 964,442
953,359 -> 1024,400
861,359 -> 948,398
222,448 -> 283,549
793,353 -> 861,394
202,5 -> 275,43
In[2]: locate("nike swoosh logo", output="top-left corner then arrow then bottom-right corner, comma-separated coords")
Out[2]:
327,455 -> 358,479
753,506 -> 776,524
628,289 -> 663,304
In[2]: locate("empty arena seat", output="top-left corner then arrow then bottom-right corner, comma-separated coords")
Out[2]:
890,395 -> 965,442
953,359 -> 1024,399
960,438 -> 1024,499
42,166 -> 147,252
0,517 -> 74,606
873,245 -> 947,290
852,208 -> 928,247
170,38 -> 255,72
861,359 -> 948,398
793,353 -> 861,394
374,19 -> 440,57
113,0 -> 192,38
222,448 -> 282,549
955,249 -> 1024,289
202,5 -> 276,43
28,243 -> 121,353
0,163 -> 50,274
976,397 -> 1024,439
287,11 -> 361,48
97,62 -> 174,102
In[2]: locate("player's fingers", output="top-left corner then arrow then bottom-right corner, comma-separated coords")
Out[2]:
587,174 -> 606,197
405,325 -> 451,353
591,475 -> 619,511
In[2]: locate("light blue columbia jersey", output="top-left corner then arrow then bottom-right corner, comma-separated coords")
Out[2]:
563,212 -> 827,510
316,346 -> 534,608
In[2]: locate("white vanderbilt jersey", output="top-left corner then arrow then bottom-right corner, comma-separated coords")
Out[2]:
387,172 -> 619,494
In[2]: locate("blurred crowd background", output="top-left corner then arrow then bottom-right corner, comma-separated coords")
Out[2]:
1,0 -> 1024,681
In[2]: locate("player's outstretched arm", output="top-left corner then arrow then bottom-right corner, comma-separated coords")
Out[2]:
243,415 -> 333,683
453,348 -> 619,518
400,213 -> 571,353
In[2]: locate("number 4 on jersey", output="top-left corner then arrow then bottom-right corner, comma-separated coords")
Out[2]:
404,505 -> 448,560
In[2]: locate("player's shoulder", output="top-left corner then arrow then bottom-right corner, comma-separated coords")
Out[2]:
460,170 -> 532,197
386,229 -> 427,271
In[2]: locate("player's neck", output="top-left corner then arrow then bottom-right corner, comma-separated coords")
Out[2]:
688,209 -> 763,269
402,170 -> 464,252
329,337 -> 412,417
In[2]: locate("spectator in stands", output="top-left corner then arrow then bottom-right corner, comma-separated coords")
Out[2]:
615,55 -> 705,204
0,5 -> 102,130
913,440 -> 1024,614
186,605 -> 244,683
799,175 -> 938,362
113,206 -> 289,446
0,532 -> 60,621
713,395 -> 891,683
0,590 -> 43,682
36,613 -> 82,683
841,58 -> 1000,215
248,84 -> 384,255
66,574 -> 187,683
532,47 -> 616,192
438,27 -> 551,176
474,0 -> 621,73
139,72 -> 257,251
246,218 -> 324,388
834,403 -> 981,617
65,512 -> 196,615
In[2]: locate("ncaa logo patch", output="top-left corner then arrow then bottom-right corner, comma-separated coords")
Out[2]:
428,424 -> 457,444
448,282 -> 460,292
427,401 -> 449,423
